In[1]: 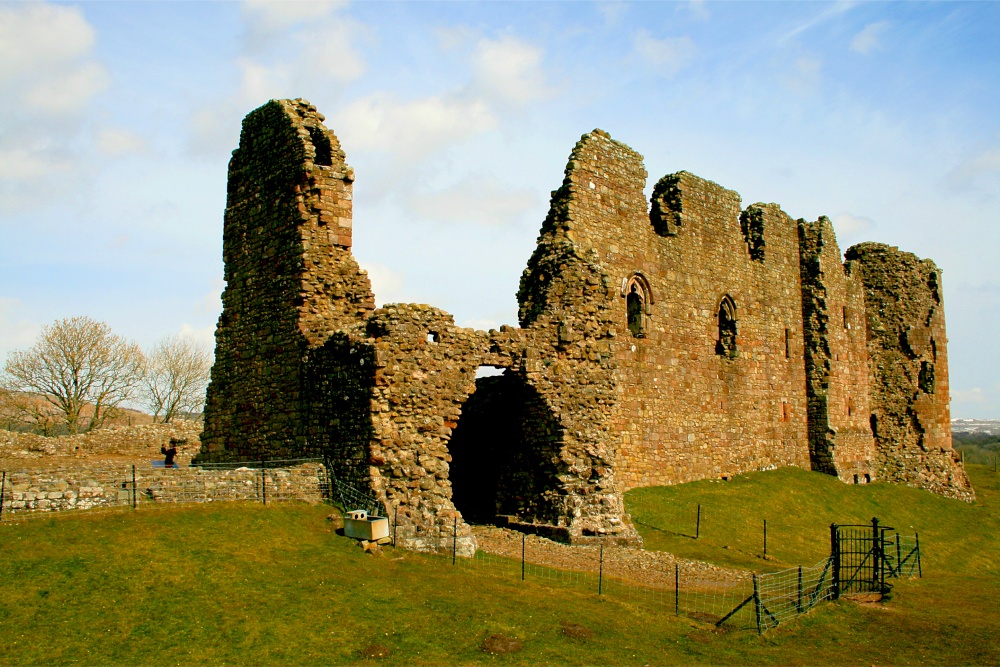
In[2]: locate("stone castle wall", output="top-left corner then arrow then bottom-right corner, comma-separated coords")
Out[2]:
845,243 -> 973,501
197,99 -> 973,553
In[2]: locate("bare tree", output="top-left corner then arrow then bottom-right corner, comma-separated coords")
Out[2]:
0,386 -> 60,435
2,316 -> 145,433
143,335 -> 212,423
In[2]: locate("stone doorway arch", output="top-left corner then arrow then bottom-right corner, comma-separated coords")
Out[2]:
449,368 -> 564,525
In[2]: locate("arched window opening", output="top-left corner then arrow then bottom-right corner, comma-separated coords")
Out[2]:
621,272 -> 654,339
307,126 -> 333,167
716,296 -> 738,358
627,285 -> 644,338
870,413 -> 879,437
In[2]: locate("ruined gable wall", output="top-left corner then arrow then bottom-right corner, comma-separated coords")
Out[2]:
845,243 -> 974,501
361,304 -> 518,554
798,220 -> 876,482
529,130 -> 811,492
199,99 -> 373,463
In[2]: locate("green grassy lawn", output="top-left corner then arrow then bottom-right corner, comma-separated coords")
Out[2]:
0,466 -> 996,666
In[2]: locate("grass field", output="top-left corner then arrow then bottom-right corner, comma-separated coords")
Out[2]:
0,466 -> 997,665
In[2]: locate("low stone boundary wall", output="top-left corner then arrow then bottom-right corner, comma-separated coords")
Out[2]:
472,525 -> 751,587
0,422 -> 203,467
0,463 -> 326,517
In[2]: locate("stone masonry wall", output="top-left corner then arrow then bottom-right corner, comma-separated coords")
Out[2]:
524,131 -> 812,493
1,463 -> 325,516
199,99 -> 373,463
845,243 -> 974,501
799,219 -> 876,481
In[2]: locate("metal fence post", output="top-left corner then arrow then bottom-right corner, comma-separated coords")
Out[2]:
763,519 -> 767,558
871,517 -> 880,592
753,574 -> 762,635
674,563 -> 679,616
797,566 -> 803,613
261,458 -> 267,506
915,532 -> 922,578
393,506 -> 398,548
598,544 -> 604,596
452,516 -> 457,565
895,533 -> 902,577
830,523 -> 840,600
696,504 -> 701,539
0,471 -> 6,520
131,465 -> 137,509
521,534 -> 526,581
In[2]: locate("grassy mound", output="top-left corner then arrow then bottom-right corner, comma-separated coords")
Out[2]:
0,466 -> 996,665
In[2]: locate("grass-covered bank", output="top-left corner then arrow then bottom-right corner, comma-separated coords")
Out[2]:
0,466 -> 996,665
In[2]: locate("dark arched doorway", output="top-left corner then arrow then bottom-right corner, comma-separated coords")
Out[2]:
449,369 -> 564,525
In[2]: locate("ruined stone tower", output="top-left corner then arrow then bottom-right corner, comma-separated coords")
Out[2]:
198,99 -> 974,554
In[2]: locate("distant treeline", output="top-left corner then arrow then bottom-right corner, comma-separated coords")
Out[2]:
953,431 -> 1000,466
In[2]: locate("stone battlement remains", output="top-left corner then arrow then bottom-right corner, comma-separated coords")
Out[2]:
197,99 -> 974,554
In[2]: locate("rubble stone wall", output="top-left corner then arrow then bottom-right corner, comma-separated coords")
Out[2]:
0,422 -> 203,468
799,219 -> 876,482
1,463 -> 325,515
845,243 -> 974,501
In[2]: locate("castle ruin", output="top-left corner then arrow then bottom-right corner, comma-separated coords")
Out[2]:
195,99 -> 974,553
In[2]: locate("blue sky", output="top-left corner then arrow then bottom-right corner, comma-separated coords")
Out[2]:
0,0 -> 998,417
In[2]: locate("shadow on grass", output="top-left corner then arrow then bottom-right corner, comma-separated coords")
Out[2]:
633,519 -> 696,540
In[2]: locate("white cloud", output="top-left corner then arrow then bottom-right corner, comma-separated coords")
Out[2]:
0,298 -> 39,356
832,211 -> 876,238
197,279 -> 225,316
188,0 -> 367,158
0,3 -> 108,209
242,0 -> 347,34
850,21 -> 889,55
685,0 -> 711,22
778,1 -> 855,45
406,175 -> 539,227
946,144 -> 1000,194
632,30 -> 695,77
178,323 -> 216,350
952,387 -> 987,405
783,55 -> 823,93
335,93 -> 495,161
0,4 -> 96,82
434,25 -> 478,51
596,2 -> 629,26
22,62 -> 110,115
96,128 -> 148,157
469,35 -> 551,107
363,264 -> 406,307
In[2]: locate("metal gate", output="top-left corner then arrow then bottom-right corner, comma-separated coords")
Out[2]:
830,518 -> 921,598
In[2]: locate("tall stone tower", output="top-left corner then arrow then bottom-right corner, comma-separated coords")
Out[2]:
198,99 -> 375,464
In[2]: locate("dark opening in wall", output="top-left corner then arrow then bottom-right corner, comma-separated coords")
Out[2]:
622,272 -> 653,339
919,361 -> 935,394
784,328 -> 790,359
716,295 -> 737,358
843,306 -> 850,330
870,414 -> 878,437
627,286 -> 644,338
307,126 -> 333,166
449,370 -> 564,525
739,206 -> 766,262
